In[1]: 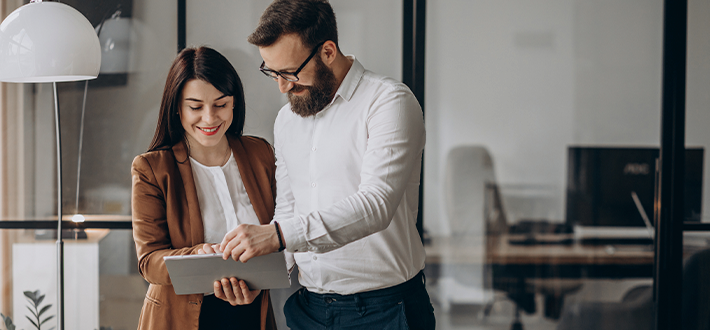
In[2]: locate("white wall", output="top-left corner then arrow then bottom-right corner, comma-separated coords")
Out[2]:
424,0 -> 668,235
185,0 -> 402,144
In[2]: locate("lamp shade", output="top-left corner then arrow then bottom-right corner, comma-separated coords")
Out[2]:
0,1 -> 101,82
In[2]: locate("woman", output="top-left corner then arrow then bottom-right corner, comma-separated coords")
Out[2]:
131,46 -> 277,330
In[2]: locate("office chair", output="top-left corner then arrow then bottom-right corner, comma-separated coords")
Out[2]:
436,145 -> 496,311
485,183 -> 583,330
556,247 -> 710,330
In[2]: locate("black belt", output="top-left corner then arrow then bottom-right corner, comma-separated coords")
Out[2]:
304,270 -> 426,302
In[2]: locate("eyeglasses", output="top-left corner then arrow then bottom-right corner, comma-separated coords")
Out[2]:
259,41 -> 326,82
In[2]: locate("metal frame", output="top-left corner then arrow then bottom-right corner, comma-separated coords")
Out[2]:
402,0 -> 427,241
655,0 -> 688,328
177,0 -> 185,52
0,221 -> 131,229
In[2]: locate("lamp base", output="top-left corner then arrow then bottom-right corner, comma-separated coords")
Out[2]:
34,229 -> 88,240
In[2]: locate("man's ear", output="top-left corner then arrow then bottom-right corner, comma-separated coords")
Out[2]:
321,40 -> 338,65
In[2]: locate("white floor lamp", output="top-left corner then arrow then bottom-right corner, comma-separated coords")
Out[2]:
0,1 -> 100,329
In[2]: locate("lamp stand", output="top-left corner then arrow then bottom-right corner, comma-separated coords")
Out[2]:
53,82 -> 65,330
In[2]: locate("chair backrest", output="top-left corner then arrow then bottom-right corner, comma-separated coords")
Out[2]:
443,145 -> 497,237
682,247 -> 710,330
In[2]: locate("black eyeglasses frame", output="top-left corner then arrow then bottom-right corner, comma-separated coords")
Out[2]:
259,41 -> 326,82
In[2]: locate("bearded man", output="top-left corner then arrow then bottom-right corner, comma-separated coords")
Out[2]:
212,1 -> 434,329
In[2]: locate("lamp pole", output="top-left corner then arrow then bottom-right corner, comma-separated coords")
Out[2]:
53,82 -> 64,330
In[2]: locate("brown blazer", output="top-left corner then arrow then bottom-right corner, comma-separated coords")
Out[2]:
131,135 -> 277,330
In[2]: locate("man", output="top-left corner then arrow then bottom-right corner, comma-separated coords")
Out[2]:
212,1 -> 434,328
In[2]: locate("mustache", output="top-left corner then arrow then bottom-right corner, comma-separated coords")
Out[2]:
289,83 -> 308,94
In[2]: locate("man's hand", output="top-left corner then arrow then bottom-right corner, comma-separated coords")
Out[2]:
220,223 -> 281,262
214,277 -> 261,306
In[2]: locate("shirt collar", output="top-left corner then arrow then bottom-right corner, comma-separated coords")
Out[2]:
333,55 -> 364,103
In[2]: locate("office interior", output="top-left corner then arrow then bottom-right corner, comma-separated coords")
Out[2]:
0,0 -> 708,330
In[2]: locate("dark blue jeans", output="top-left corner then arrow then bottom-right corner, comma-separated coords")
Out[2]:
283,272 -> 435,330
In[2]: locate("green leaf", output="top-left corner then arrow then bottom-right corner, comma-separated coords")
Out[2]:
27,305 -> 38,319
25,315 -> 39,330
36,294 -> 45,307
1,313 -> 15,330
40,315 -> 55,325
23,290 -> 36,302
38,304 -> 51,317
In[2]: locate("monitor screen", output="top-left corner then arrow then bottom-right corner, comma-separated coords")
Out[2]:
565,146 -> 704,227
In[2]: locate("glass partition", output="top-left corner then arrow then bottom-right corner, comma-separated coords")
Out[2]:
424,0 -> 663,328
686,0 -> 710,224
0,229 -> 142,330
1,0 -> 175,328
683,0 -> 710,327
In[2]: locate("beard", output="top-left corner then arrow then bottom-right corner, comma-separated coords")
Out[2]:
287,55 -> 337,118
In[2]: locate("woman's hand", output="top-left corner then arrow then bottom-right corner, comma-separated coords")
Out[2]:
214,277 -> 261,305
197,243 -> 222,254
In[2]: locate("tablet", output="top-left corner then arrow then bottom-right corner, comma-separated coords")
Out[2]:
164,252 -> 291,295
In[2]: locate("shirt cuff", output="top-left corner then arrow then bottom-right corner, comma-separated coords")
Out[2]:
279,217 -> 308,252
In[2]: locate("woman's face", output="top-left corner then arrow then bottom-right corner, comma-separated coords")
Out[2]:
179,79 -> 234,150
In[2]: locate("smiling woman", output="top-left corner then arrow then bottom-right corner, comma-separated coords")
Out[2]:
179,79 -> 234,166
131,46 -> 278,330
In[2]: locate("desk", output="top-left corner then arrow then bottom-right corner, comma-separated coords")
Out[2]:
425,234 -> 655,327
487,234 -> 654,279
425,234 -> 654,277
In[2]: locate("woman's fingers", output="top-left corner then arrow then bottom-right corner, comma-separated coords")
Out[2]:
212,243 -> 222,252
230,278 -> 245,303
220,278 -> 237,304
199,243 -> 217,254
240,280 -> 261,303
213,277 -> 260,305
214,280 -> 227,300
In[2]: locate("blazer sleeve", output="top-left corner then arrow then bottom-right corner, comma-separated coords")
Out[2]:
131,154 -> 202,285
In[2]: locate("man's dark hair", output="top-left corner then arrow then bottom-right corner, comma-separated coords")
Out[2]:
248,0 -> 338,50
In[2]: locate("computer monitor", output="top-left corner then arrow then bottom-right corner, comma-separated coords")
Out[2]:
565,146 -> 704,228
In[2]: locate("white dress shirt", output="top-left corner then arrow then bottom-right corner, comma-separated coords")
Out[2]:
190,152 -> 260,244
273,56 -> 426,294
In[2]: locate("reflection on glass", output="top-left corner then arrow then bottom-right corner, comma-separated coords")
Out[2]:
424,0 -> 664,328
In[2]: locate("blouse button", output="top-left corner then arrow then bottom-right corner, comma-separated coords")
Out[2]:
311,182 -> 316,188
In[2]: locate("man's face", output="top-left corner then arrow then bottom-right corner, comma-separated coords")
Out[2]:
259,34 -> 336,117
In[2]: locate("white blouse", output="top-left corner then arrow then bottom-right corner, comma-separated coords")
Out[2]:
189,152 -> 260,244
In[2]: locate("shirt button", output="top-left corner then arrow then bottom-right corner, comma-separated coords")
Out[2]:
312,256 -> 317,260
312,146 -> 317,151
311,182 -> 316,188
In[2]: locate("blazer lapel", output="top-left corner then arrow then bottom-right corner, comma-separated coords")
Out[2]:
172,140 -> 205,245
229,136 -> 270,225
